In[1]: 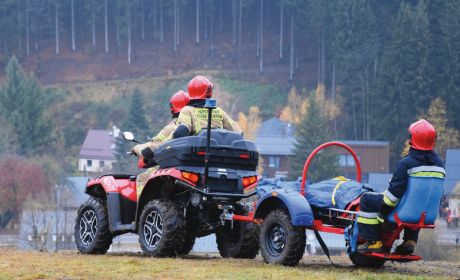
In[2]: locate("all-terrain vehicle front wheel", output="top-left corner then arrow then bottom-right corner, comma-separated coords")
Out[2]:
260,209 -> 306,266
138,199 -> 186,257
74,198 -> 112,254
216,205 -> 260,259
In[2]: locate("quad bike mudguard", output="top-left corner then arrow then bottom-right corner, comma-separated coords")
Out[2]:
85,175 -> 137,234
255,188 -> 314,227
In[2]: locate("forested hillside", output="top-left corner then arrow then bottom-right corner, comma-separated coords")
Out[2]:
0,0 -> 460,164
0,0 -> 460,162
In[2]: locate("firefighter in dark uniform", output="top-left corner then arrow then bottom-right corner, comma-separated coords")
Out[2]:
172,75 -> 241,139
357,119 -> 445,255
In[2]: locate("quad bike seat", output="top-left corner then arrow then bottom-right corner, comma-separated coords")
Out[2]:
387,170 -> 445,225
154,129 -> 259,171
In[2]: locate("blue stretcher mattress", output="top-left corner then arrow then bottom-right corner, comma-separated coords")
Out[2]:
257,177 -> 375,210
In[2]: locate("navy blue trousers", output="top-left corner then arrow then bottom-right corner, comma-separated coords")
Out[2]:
358,192 -> 419,241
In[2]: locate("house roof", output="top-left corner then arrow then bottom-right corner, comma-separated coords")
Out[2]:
79,129 -> 116,160
368,173 -> 392,193
257,117 -> 295,137
255,118 -> 296,155
444,149 -> 460,195
255,136 -> 296,156
337,140 -> 389,147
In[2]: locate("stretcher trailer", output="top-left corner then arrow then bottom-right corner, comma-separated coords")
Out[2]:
231,142 -> 445,267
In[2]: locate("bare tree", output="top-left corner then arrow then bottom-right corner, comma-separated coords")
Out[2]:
54,0 -> 59,55
219,0 -> 222,33
196,0 -> 200,44
160,0 -> 164,43
289,10 -> 294,81
26,0 -> 30,56
140,0 -> 145,40
210,2 -> 214,51
232,0 -> 237,46
238,0 -> 242,45
174,0 -> 177,51
104,0 -> 109,54
91,0 -> 96,49
71,0 -> 75,51
127,3 -> 132,64
279,2 -> 283,59
259,0 -> 263,73
17,1 -> 22,56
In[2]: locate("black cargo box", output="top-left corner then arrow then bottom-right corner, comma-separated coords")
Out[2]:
154,129 -> 259,171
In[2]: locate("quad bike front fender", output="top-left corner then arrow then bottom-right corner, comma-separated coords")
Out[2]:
254,188 -> 314,227
86,176 -> 137,202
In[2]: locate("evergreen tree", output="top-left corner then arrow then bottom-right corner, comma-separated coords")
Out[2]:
0,56 -> 52,156
290,93 -> 338,182
122,89 -> 149,141
373,1 -> 431,165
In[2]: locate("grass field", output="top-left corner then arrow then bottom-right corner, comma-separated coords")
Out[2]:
0,249 -> 459,280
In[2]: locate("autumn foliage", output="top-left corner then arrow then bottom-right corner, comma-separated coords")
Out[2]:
0,155 -> 50,224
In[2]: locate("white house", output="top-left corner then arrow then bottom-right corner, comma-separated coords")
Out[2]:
78,128 -> 118,174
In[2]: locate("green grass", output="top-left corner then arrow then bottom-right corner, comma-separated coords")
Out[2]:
0,249 -> 457,280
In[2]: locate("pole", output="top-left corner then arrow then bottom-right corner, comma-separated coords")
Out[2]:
203,99 -> 216,189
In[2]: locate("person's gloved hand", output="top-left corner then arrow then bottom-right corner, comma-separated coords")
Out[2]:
132,144 -> 142,156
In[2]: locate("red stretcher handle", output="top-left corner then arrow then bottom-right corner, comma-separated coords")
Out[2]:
300,141 -> 362,196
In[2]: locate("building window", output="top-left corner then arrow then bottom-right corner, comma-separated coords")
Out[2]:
100,161 -> 105,168
87,160 -> 92,167
338,155 -> 358,167
268,156 -> 281,168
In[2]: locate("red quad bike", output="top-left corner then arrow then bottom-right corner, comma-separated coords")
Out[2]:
247,142 -> 445,267
74,99 -> 260,258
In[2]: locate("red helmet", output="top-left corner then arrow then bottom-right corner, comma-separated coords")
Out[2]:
170,90 -> 190,114
188,75 -> 213,100
408,119 -> 437,151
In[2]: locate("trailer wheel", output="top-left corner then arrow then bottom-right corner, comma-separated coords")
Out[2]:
216,205 -> 260,259
138,199 -> 186,257
349,252 -> 386,268
260,209 -> 305,266
74,198 -> 113,254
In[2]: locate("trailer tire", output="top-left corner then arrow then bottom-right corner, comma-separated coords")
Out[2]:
349,252 -> 386,268
74,198 -> 112,254
138,199 -> 186,257
260,209 -> 305,266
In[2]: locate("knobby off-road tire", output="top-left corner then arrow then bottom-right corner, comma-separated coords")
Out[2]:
177,234 -> 196,256
138,199 -> 186,257
260,209 -> 306,266
216,205 -> 260,259
74,198 -> 112,254
349,253 -> 386,268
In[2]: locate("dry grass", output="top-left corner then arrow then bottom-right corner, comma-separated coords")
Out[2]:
0,249 -> 458,280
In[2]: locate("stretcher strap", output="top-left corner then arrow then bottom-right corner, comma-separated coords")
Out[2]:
314,230 -> 335,266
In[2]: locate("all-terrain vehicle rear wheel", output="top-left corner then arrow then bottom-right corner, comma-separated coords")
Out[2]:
74,198 -> 112,254
349,252 -> 386,268
216,205 -> 259,259
260,209 -> 306,266
138,199 -> 186,257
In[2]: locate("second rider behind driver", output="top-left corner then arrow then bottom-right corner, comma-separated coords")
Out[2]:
132,90 -> 190,197
172,75 -> 241,139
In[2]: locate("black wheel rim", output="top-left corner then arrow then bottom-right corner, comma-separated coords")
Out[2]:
79,209 -> 97,246
265,223 -> 286,257
143,209 -> 163,250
